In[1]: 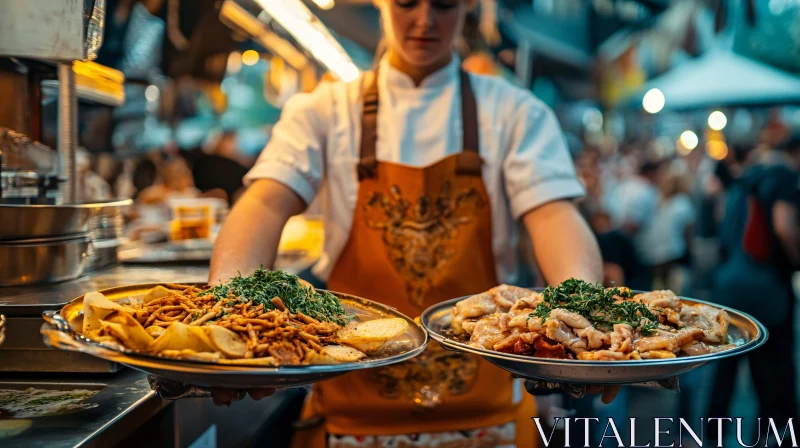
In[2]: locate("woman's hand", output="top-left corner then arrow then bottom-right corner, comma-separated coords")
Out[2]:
586,385 -> 621,404
209,387 -> 276,406
148,377 -> 277,404
523,380 -> 622,404
208,179 -> 305,286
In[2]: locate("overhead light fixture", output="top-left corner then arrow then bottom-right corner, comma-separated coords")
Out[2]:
708,111 -> 727,131
220,1 -> 309,71
255,0 -> 359,82
312,0 -> 335,10
642,88 -> 665,114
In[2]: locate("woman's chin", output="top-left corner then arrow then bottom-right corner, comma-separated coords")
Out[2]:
400,48 -> 450,70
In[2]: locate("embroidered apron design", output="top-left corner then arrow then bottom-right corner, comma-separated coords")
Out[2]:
363,181 -> 486,307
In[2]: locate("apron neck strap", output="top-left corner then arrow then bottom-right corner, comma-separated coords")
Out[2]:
456,70 -> 482,176
357,67 -> 482,181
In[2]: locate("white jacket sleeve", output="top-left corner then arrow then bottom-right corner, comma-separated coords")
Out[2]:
502,93 -> 585,220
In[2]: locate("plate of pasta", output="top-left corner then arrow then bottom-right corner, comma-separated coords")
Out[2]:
41,269 -> 427,388
421,279 -> 768,384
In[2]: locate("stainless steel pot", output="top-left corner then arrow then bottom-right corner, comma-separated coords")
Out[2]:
0,203 -> 92,240
90,202 -> 126,240
0,235 -> 92,286
85,237 -> 126,272
0,199 -> 131,241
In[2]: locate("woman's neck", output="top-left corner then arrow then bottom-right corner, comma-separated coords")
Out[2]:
387,50 -> 453,87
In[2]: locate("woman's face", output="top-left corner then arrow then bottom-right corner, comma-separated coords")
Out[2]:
376,0 -> 473,69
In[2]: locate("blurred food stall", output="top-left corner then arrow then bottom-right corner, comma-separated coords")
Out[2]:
0,0 -> 343,446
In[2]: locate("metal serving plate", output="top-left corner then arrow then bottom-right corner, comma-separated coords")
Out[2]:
421,292 -> 768,385
41,283 -> 428,388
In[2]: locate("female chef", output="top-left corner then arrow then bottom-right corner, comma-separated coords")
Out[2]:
209,0 -> 610,446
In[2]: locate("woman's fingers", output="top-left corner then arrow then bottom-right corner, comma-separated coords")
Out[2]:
601,385 -> 621,404
210,387 -> 239,406
209,388 -> 276,405
248,388 -> 276,401
585,386 -> 603,396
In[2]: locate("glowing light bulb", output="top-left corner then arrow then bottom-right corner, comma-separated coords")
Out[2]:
642,88 -> 665,114
708,111 -> 727,131
242,50 -> 260,66
679,130 -> 699,150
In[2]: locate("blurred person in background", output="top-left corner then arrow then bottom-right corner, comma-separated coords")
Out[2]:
689,144 -> 748,298
92,153 -> 125,198
131,154 -> 160,200
136,155 -> 200,204
114,158 -> 139,200
206,0 -> 616,445
128,155 -> 203,241
690,149 -> 722,301
75,148 -> 113,202
712,143 -> 753,192
589,210 -> 643,290
707,133 -> 800,435
575,147 -> 644,289
575,144 -> 604,217
604,160 -> 661,237
636,167 -> 695,294
182,131 -> 250,205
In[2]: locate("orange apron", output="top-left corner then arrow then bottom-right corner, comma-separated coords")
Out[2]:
291,69 -> 535,448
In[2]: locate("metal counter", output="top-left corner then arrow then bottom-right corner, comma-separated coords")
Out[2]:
0,369 -> 167,448
0,368 -> 308,448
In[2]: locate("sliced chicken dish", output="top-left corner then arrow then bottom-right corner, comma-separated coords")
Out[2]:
449,279 -> 738,361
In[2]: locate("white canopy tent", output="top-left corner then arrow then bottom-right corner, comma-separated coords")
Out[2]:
626,50 -> 800,110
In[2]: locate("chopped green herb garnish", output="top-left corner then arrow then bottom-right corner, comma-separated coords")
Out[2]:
206,268 -> 347,325
529,278 -> 660,335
